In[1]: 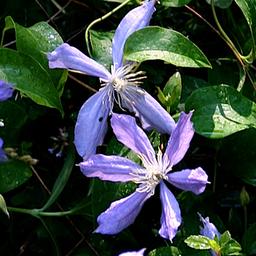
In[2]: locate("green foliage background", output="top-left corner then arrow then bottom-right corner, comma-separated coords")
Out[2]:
0,0 -> 256,255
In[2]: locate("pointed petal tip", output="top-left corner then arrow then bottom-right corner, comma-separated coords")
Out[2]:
112,0 -> 156,68
159,183 -> 181,241
167,167 -> 209,195
47,43 -> 111,79
94,191 -> 150,235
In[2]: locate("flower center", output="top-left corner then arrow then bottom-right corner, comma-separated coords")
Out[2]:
109,64 -> 146,92
132,166 -> 167,195
100,63 -> 147,112
131,150 -> 172,194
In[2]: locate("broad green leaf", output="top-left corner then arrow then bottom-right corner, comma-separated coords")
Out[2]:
0,48 -> 63,113
161,0 -> 192,7
185,85 -> 256,138
124,26 -> 211,68
0,160 -> 32,193
220,231 -> 242,255
220,231 -> 232,246
184,235 -> 212,250
0,194 -> 9,217
90,30 -> 113,68
242,223 -> 256,255
40,145 -> 75,211
4,16 -> 67,95
234,0 -> 256,57
148,246 -> 181,256
206,0 -> 233,9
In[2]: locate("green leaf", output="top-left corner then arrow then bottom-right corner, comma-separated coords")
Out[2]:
184,235 -> 212,250
161,0 -> 193,7
220,231 -> 232,246
0,48 -> 63,113
124,26 -> 211,68
185,84 -> 256,138
90,30 -> 113,68
234,0 -> 256,57
0,194 -> 9,217
206,0 -> 233,9
3,16 -> 67,95
40,145 -> 75,211
217,231 -> 242,255
0,160 -> 32,193
148,246 -> 181,256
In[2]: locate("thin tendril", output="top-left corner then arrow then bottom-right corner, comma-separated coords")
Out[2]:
85,0 -> 131,57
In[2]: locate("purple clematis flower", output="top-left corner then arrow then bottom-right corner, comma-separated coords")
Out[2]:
47,0 -> 175,159
118,248 -> 146,256
79,111 -> 209,241
199,213 -> 220,240
0,80 -> 14,101
199,213 -> 221,256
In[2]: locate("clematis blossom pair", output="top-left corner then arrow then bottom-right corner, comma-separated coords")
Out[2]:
47,0 -> 175,159
79,112 -> 209,241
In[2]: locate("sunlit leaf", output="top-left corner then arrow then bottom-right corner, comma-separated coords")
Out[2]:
3,16 -> 67,95
124,26 -> 211,68
185,84 -> 256,138
184,235 -> 212,250
0,48 -> 63,113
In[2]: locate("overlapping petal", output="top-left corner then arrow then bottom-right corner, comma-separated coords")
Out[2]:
111,113 -> 156,164
167,168 -> 208,195
112,0 -> 156,69
74,89 -> 110,159
79,154 -> 140,182
159,182 -> 181,241
0,80 -> 14,101
48,43 -> 111,80
95,191 -> 150,234
123,87 -> 175,134
164,111 -> 194,166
